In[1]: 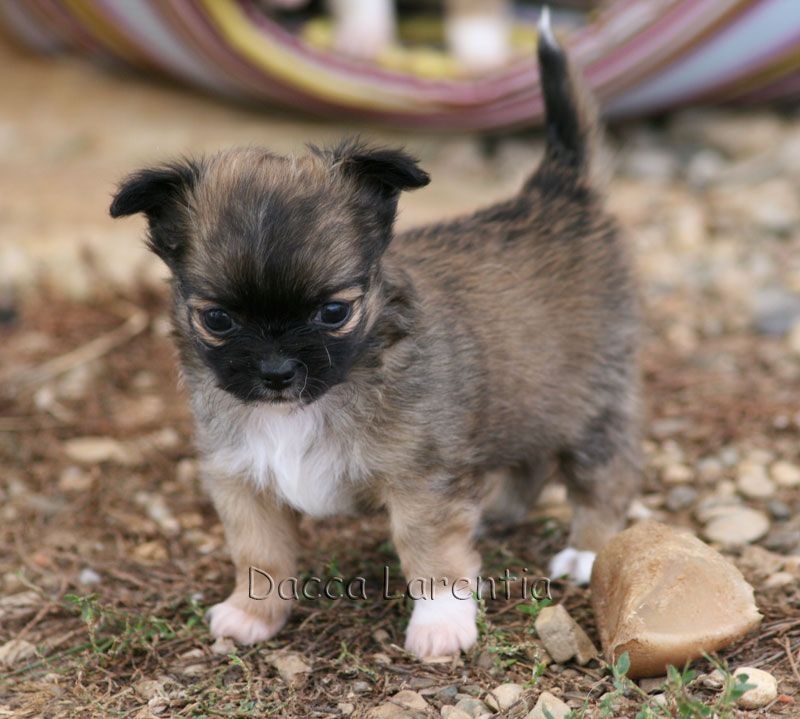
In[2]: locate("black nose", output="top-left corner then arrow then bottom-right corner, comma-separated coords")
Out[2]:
258,358 -> 297,390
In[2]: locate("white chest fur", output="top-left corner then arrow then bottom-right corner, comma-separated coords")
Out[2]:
205,402 -> 363,517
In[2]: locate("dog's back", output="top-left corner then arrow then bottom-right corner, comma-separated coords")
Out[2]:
389,19 -> 639,468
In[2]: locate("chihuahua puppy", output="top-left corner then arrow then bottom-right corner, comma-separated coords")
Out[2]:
110,14 -> 640,658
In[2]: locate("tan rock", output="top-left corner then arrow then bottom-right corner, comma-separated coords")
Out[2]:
534,604 -> 597,665
268,652 -> 311,686
63,436 -> 138,466
0,638 -> 36,667
367,703 -> 416,719
441,708 -> 471,719
525,691 -> 571,719
392,690 -> 428,711
764,571 -> 795,589
662,463 -> 693,485
485,683 -> 523,711
591,522 -> 762,679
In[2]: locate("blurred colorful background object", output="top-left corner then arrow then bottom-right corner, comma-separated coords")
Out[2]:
0,0 -> 798,130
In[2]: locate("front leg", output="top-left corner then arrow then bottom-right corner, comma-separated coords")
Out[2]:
387,484 -> 482,658
204,472 -> 299,645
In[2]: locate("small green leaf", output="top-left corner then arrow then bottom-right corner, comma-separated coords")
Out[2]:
614,651 -> 631,677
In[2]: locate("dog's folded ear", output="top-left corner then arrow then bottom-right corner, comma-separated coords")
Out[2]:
109,161 -> 201,264
316,139 -> 429,245
315,139 -> 428,196
334,141 -> 430,199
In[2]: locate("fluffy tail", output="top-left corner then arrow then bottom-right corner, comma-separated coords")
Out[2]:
535,7 -> 598,178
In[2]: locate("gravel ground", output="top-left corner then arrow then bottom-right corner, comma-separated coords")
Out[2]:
1,41 -> 799,718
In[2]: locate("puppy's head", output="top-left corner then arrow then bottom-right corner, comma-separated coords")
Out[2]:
110,140 -> 428,405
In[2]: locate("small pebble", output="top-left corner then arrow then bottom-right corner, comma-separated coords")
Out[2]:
268,652 -> 311,685
534,604 -> 597,665
662,463 -> 693,485
391,690 -> 428,711
78,568 -> 101,586
734,667 -> 778,709
367,704 -> 414,719
63,436 -> 137,466
211,636 -> 236,656
703,507 -> 770,546
485,683 -> 523,711
764,571 -> 794,589
665,485 -> 697,512
453,697 -> 490,718
736,463 -> 775,499
0,638 -> 36,667
627,499 -> 655,521
372,628 -> 390,643
771,460 -> 800,488
719,447 -> 739,467
441,708 -> 472,719
699,669 -> 725,690
432,685 -> 459,702
768,499 -> 791,521
526,691 -> 571,719
639,677 -> 665,694
58,466 -> 93,492
696,457 -> 724,483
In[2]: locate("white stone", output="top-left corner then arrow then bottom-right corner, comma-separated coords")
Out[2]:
627,499 -> 654,521
526,691 -> 571,719
703,507 -> 770,546
485,683 -> 524,711
734,667 -> 778,709
78,568 -> 101,586
771,461 -> 800,488
736,463 -> 775,499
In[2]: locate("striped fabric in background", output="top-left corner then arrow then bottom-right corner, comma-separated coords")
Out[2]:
0,0 -> 798,130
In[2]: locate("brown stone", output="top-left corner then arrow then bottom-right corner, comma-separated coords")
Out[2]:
591,522 -> 761,679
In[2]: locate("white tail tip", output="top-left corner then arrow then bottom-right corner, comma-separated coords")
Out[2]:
538,6 -> 557,47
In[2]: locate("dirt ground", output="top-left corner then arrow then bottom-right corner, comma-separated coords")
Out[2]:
1,38 -> 800,719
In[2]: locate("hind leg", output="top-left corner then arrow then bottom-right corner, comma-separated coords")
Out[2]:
481,459 -> 550,525
550,407 -> 642,585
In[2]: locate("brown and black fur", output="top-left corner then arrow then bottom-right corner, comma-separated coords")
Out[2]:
110,27 -> 641,657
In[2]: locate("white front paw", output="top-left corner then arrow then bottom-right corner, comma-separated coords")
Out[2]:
404,594 -> 478,658
549,547 -> 596,585
207,598 -> 287,645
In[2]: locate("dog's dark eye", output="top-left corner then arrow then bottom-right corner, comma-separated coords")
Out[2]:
313,301 -> 351,329
202,308 -> 234,335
